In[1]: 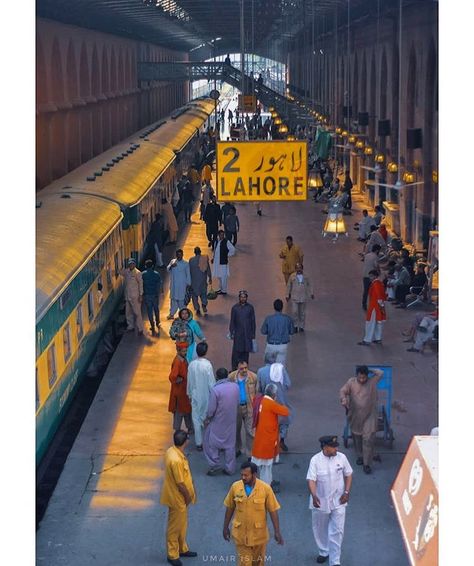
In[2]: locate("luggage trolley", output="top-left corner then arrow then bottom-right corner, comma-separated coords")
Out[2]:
342,365 -> 394,449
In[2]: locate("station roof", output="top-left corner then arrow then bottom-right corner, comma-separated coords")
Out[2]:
37,0 -> 391,61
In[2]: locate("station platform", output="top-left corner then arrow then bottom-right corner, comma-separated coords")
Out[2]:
36,174 -> 437,565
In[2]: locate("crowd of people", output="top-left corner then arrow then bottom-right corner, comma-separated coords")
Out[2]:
118,107 -> 437,566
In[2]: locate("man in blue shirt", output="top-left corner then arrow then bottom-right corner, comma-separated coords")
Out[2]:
142,259 -> 162,336
260,299 -> 295,365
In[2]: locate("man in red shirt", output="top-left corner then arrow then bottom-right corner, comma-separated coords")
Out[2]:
358,270 -> 387,346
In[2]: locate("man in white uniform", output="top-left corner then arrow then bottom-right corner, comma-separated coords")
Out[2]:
187,342 -> 216,451
306,436 -> 353,566
212,230 -> 236,295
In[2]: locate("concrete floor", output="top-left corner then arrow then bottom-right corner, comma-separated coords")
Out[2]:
36,182 -> 438,565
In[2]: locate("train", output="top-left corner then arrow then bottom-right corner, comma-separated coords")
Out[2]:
36,97 -> 216,464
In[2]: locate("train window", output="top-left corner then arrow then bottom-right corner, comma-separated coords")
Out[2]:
63,323 -> 71,363
47,344 -> 57,388
76,304 -> 84,340
36,367 -> 40,412
59,287 -> 71,310
106,265 -> 112,290
87,290 -> 94,321
114,252 -> 119,278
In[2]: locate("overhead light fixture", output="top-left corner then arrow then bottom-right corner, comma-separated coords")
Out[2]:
341,130 -> 348,137
387,162 -> 398,173
432,170 -> 438,184
402,171 -> 415,183
274,117 -> 282,125
287,134 -> 296,141
375,153 -> 385,163
271,111 -> 278,119
278,123 -> 288,133
335,127 -> 342,134
356,140 -> 364,149
269,106 -> 275,112
348,135 -> 356,144
364,146 -> 373,155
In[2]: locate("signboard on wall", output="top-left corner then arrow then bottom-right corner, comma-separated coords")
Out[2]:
216,141 -> 308,202
391,436 -> 438,566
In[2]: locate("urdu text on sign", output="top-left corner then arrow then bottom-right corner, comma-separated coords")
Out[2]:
216,140 -> 308,202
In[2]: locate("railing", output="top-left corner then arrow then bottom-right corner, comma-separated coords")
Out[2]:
137,61 -> 314,128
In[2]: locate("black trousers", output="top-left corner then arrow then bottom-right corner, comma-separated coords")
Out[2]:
362,277 -> 371,310
206,224 -> 218,247
231,346 -> 249,371
225,230 -> 238,246
395,284 -> 411,303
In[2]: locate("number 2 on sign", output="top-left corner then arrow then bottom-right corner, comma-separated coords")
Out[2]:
223,147 -> 240,172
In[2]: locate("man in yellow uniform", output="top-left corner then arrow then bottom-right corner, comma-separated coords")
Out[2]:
160,430 -> 198,566
223,461 -> 284,565
279,235 -> 304,284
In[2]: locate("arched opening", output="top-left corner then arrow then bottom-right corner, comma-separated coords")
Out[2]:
406,46 -> 417,168
369,53 -> 377,141
50,38 -> 65,104
118,49 -> 125,92
379,49 -> 388,152
91,45 -> 100,96
101,46 -> 110,94
36,114 -> 51,189
110,48 -> 118,93
36,39 -> 48,105
391,44 -> 399,162
50,113 -> 67,179
352,53 -> 359,121
66,41 -> 79,102
360,53 -> 367,120
79,43 -> 90,99
66,110 -> 80,171
421,39 -> 437,243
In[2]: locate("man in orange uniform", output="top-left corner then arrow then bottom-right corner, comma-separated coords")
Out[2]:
168,343 -> 193,433
160,430 -> 197,566
223,461 -> 284,565
358,270 -> 387,346
251,383 -> 290,487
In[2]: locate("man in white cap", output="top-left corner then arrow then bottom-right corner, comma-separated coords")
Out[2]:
306,435 -> 353,566
121,258 -> 144,334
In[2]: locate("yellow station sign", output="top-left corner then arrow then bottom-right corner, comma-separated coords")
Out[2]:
216,140 -> 308,201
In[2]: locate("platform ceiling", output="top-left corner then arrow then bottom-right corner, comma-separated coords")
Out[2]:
37,0 -> 405,61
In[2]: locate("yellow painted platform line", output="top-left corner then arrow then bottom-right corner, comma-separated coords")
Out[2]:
90,201 -> 211,510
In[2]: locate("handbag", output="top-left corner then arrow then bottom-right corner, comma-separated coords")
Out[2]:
207,285 -> 218,300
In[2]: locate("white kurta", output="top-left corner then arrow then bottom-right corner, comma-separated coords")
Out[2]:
167,260 -> 191,300
212,239 -> 236,278
186,358 -> 216,446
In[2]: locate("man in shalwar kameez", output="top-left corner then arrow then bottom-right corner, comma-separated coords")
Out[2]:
167,249 -> 191,319
251,383 -> 290,487
212,230 -> 236,295
187,342 -> 215,451
203,368 -> 240,476
339,366 -> 384,474
168,343 -> 193,433
358,270 -> 387,346
229,290 -> 256,370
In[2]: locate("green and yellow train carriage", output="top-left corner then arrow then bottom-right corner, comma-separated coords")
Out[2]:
36,98 -> 215,464
36,193 -> 124,464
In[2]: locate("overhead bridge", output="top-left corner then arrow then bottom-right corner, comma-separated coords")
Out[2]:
137,61 -> 313,127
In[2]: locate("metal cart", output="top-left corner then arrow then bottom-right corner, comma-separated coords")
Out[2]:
342,365 -> 394,449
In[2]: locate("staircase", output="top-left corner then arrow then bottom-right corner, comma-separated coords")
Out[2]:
137,61 -> 313,127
